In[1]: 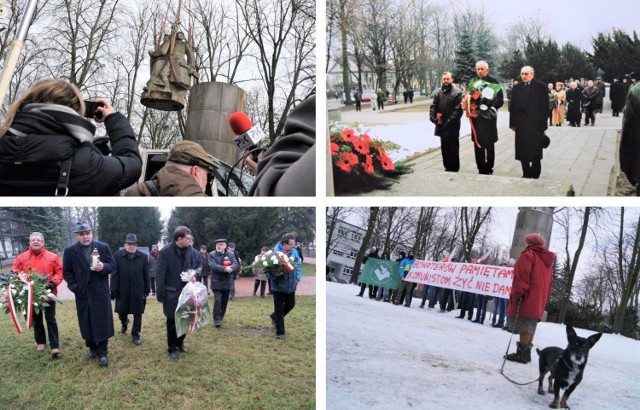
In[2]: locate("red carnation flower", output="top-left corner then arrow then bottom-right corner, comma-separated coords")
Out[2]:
335,152 -> 359,173
363,155 -> 374,174
340,129 -> 356,141
378,153 -> 395,171
472,91 -> 481,99
470,104 -> 477,111
353,138 -> 370,155
330,142 -> 340,156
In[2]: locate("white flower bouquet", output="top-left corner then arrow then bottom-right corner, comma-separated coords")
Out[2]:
174,269 -> 211,337
252,250 -> 297,277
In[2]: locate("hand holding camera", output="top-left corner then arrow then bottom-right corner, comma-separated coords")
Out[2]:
83,98 -> 115,123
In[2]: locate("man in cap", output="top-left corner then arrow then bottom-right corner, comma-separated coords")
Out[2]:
62,222 -> 115,367
125,140 -> 216,196
110,233 -> 150,346
12,232 -> 64,358
156,226 -> 201,361
228,242 -> 242,301
148,244 -> 160,296
208,238 -> 239,327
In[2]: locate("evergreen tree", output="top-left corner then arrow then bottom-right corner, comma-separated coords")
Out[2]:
559,43 -> 596,81
524,38 -> 561,84
498,49 -> 526,82
592,29 -> 640,81
5,208 -> 66,253
97,208 -> 162,253
454,27 -> 476,86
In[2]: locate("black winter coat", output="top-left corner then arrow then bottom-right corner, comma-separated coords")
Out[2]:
155,242 -> 202,318
470,74 -> 504,146
565,88 -> 583,123
620,83 -> 640,186
63,240 -> 115,342
610,82 -> 626,112
209,250 -> 239,290
0,112 -> 142,196
509,80 -> 549,162
429,85 -> 463,138
111,249 -> 150,315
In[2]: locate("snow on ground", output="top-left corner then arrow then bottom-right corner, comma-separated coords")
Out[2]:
353,120 -> 472,162
326,282 -> 640,410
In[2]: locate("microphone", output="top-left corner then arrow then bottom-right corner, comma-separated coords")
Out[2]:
229,112 -> 268,151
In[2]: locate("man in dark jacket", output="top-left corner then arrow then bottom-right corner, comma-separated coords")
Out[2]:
610,78 -> 625,117
156,226 -> 201,361
209,238 -> 239,327
198,245 -> 211,294
63,221 -> 115,366
565,81 -> 583,127
505,233 -> 555,364
429,71 -> 463,172
110,233 -> 150,346
470,60 -> 504,175
620,82 -> 640,195
148,244 -> 159,296
582,80 -> 599,126
268,233 -> 302,340
509,66 -> 549,179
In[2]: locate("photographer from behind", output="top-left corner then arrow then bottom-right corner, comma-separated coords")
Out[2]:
0,79 -> 142,196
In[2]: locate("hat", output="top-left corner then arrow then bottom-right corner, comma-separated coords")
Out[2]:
73,221 -> 92,233
524,233 -> 545,247
228,242 -> 236,247
168,140 -> 215,169
214,238 -> 227,244
123,233 -> 138,244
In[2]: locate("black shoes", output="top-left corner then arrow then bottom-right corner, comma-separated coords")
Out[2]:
120,321 -> 128,334
99,356 -> 108,366
215,322 -> 221,328
472,318 -> 481,323
178,345 -> 189,353
270,313 -> 276,328
276,334 -> 285,340
168,351 -> 179,361
88,350 -> 98,359
132,338 -> 142,346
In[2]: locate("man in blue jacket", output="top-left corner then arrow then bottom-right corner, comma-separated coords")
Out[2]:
394,251 -> 416,307
267,232 -> 302,340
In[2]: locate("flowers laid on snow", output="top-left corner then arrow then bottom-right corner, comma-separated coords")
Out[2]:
0,269 -> 62,334
252,250 -> 297,277
175,269 -> 211,337
329,127 -> 411,195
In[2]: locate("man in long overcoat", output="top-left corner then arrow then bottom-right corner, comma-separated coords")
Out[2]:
610,78 -> 625,117
156,226 -> 201,361
63,221 -> 115,366
110,233 -> 150,346
209,238 -> 239,327
509,66 -> 549,178
429,71 -> 463,172
620,83 -> 640,195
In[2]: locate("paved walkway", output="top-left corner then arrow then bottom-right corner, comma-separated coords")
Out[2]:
337,96 -> 623,196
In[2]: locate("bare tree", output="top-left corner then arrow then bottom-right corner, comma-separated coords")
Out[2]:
459,207 -> 493,261
326,206 -> 353,258
612,208 -> 640,333
350,207 -> 379,284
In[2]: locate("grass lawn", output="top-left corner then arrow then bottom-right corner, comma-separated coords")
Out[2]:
0,294 -> 315,410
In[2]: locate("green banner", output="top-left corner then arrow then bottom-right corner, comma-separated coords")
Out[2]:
359,259 -> 401,289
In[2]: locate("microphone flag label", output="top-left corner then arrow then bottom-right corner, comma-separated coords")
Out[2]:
359,259 -> 401,289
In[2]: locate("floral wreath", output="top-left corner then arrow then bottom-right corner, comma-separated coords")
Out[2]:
461,79 -> 502,148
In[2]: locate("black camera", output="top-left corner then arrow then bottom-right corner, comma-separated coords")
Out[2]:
84,100 -> 105,120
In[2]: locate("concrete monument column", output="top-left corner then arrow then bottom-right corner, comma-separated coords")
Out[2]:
185,82 -> 247,165
509,207 -> 555,259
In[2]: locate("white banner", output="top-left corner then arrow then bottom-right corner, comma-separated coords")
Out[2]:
404,260 -> 514,298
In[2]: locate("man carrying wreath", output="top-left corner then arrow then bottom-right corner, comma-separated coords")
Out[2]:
468,60 -> 504,175
268,232 -> 302,340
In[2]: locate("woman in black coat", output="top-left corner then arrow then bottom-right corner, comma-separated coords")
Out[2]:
0,79 -> 142,196
110,235 -> 150,345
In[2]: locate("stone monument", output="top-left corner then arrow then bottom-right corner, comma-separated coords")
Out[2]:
509,207 -> 555,259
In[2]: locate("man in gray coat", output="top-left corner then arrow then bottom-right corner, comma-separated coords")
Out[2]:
63,221 -> 115,367
110,233 -> 150,346
156,226 -> 201,361
209,238 -> 239,327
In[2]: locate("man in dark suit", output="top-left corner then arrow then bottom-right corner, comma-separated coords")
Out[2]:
471,60 -> 504,175
63,221 -> 115,367
156,226 -> 201,361
509,66 -> 550,178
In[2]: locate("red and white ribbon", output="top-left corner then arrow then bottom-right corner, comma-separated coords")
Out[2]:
6,273 -> 34,334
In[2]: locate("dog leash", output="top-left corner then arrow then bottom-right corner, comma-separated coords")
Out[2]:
499,299 -> 560,386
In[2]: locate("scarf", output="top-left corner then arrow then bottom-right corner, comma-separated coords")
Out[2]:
8,103 -> 96,143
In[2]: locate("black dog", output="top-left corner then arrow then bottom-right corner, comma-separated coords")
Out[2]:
536,325 -> 602,409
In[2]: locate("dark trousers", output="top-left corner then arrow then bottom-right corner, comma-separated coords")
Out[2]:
119,313 -> 142,338
355,100 -> 361,111
441,134 -> 460,172
458,292 -> 475,319
150,277 -> 156,293
473,144 -> 495,174
33,303 -> 59,349
272,291 -> 296,336
254,279 -> 267,296
166,318 -> 186,353
439,288 -> 454,311
201,275 -> 209,291
86,340 -> 108,356
213,289 -> 230,324
358,283 -> 376,298
474,295 -> 489,322
521,160 -> 541,178
584,108 -> 596,125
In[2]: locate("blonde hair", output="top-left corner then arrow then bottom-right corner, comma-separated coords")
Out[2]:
0,79 -> 85,138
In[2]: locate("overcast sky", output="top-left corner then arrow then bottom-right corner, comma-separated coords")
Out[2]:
460,0 -> 640,51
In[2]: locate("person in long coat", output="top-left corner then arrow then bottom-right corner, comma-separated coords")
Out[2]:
110,233 -> 150,346
156,226 -> 201,361
551,82 -> 566,126
208,238 -> 239,327
565,81 -> 582,127
610,78 -> 625,117
63,221 -> 115,366
619,83 -> 640,195
429,71 -> 463,172
509,66 -> 549,179
505,233 -> 555,364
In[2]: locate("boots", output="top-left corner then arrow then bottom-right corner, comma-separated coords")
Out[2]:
505,342 -> 532,364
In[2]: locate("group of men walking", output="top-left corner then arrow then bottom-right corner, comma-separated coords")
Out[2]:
10,222 -> 303,366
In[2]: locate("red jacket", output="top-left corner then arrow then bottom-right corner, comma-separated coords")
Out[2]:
507,244 -> 555,320
12,247 -> 63,296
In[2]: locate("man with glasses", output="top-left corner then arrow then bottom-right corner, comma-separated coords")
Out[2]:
12,232 -> 63,359
509,66 -> 550,178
